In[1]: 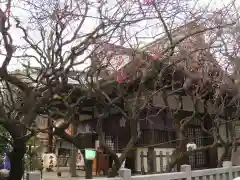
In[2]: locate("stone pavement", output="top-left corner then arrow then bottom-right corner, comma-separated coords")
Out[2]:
42,167 -> 107,180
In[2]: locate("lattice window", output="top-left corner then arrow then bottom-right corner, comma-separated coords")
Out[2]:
187,127 -> 196,168
114,136 -> 120,153
105,136 -> 114,150
105,136 -> 120,153
187,127 -> 206,169
137,130 -> 176,146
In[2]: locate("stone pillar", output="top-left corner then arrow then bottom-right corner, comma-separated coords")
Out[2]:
181,164 -> 191,180
223,161 -> 233,180
26,171 -> 41,180
118,168 -> 131,180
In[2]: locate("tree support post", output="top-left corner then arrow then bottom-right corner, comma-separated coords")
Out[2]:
85,159 -> 93,179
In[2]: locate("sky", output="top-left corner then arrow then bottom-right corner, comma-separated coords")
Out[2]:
0,0 -> 239,72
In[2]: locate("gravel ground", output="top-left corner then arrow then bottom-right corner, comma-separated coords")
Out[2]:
41,167 -> 107,180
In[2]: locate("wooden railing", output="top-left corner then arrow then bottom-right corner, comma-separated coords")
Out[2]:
139,150 -> 177,173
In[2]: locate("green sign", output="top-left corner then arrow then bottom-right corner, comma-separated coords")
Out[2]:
85,149 -> 96,160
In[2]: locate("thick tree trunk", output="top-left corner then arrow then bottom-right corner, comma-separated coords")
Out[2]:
166,146 -> 187,172
108,164 -> 119,178
8,142 -> 26,180
217,145 -> 229,167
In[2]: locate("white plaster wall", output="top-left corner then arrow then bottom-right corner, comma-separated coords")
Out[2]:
135,147 -> 175,172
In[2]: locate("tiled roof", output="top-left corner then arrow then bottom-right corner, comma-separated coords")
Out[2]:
91,21 -> 236,101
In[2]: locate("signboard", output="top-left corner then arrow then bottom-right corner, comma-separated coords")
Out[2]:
77,150 -> 85,167
85,149 -> 96,160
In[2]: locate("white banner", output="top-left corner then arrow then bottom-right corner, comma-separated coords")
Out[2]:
77,150 -> 85,167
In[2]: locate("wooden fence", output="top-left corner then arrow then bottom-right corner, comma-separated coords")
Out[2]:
103,161 -> 240,180
139,149 -> 177,174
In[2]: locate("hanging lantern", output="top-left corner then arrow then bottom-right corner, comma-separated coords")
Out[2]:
186,142 -> 197,151
42,153 -> 57,169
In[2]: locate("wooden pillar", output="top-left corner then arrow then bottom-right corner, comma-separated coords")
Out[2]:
70,123 -> 77,177
48,118 -> 53,153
